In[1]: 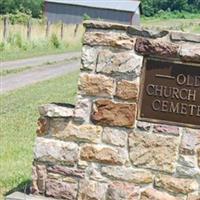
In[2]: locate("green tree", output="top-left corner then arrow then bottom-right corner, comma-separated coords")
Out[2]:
141,0 -> 199,16
188,0 -> 200,10
0,0 -> 44,18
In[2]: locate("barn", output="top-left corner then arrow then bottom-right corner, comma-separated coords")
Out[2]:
44,0 -> 141,26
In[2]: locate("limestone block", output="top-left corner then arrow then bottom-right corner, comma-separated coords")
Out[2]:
83,31 -> 135,50
83,20 -> 128,30
38,103 -> 74,118
176,165 -> 200,178
178,155 -> 196,168
115,80 -> 139,100
92,99 -> 136,128
135,37 -> 179,57
48,118 -> 68,136
74,97 -> 91,123
171,31 -> 200,43
102,127 -> 128,147
128,26 -> 169,38
153,124 -> 180,136
155,174 -> 199,194
47,165 -> 85,178
36,164 -> 47,180
31,164 -> 47,194
80,144 -> 128,165
96,49 -> 143,75
81,45 -> 98,71
78,180 -> 107,200
46,179 -> 78,199
78,73 -> 115,97
129,132 -> 179,173
107,182 -> 139,200
86,163 -> 107,182
34,138 -> 79,166
31,166 -> 39,194
180,44 -> 200,63
51,121 -> 102,143
187,194 -> 200,200
140,188 -> 179,200
179,129 -> 200,155
101,166 -> 153,184
36,117 -> 49,137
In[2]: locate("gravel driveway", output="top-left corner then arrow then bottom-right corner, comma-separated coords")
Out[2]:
0,52 -> 81,94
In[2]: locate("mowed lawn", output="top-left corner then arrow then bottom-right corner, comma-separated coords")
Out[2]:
142,17 -> 200,33
0,71 -> 79,199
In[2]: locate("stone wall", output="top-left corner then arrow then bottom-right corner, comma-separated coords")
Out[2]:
31,20 -> 200,200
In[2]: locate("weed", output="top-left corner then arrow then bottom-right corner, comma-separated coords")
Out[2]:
0,42 -> 5,51
50,33 -> 60,48
83,13 -> 91,21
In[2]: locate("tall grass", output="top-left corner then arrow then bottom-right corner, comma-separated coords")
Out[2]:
0,20 -> 84,61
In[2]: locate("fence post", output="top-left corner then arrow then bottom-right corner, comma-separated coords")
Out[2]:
27,19 -> 32,40
61,23 -> 64,40
46,21 -> 50,38
3,16 -> 9,42
74,24 -> 79,37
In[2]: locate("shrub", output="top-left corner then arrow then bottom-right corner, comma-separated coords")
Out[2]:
0,42 -> 5,51
21,41 -> 29,51
50,33 -> 60,48
83,13 -> 91,21
8,11 -> 31,25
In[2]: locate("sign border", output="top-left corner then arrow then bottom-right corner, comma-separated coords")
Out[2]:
137,57 -> 200,129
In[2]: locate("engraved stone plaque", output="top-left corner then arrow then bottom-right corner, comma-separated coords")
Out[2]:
139,58 -> 200,128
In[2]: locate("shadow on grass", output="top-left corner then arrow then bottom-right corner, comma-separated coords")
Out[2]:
5,179 -> 31,197
52,102 -> 75,108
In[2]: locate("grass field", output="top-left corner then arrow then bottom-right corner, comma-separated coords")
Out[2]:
0,22 -> 84,61
142,17 -> 200,33
0,71 -> 79,199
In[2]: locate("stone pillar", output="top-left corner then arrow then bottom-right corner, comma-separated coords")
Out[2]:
31,20 -> 200,199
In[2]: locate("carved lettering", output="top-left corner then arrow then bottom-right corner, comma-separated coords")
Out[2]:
145,84 -> 197,102
195,76 -> 200,87
152,99 -> 160,111
177,74 -> 186,85
197,106 -> 200,117
161,100 -> 168,112
163,86 -> 171,98
176,74 -> 200,87
151,101 -> 200,117
180,103 -> 187,115
155,85 -> 163,97
169,102 -> 179,113
141,58 -> 200,127
188,90 -> 196,101
188,104 -> 196,116
179,89 -> 188,100
146,84 -> 154,96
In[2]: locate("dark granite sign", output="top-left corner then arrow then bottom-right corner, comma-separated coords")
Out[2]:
139,58 -> 200,128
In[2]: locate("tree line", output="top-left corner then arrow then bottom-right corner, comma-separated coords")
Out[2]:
0,0 -> 199,18
142,0 -> 200,16
0,0 -> 43,18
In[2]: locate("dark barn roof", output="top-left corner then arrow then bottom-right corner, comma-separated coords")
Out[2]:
45,0 -> 141,25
